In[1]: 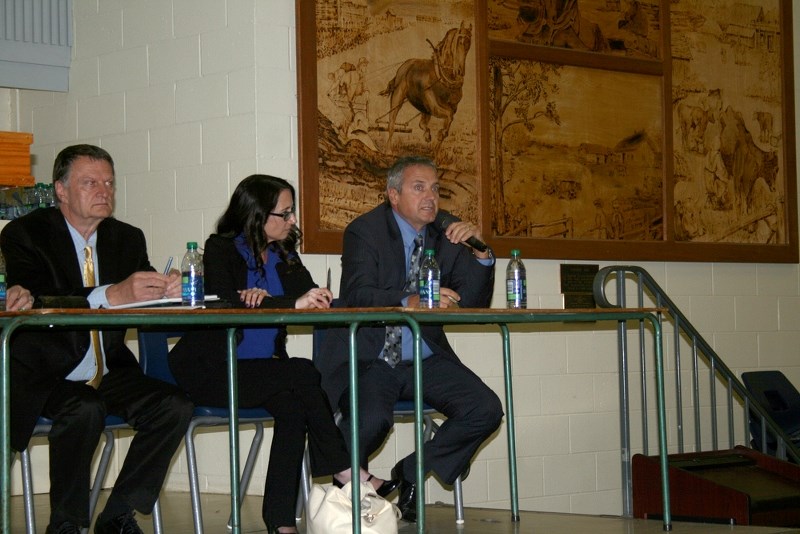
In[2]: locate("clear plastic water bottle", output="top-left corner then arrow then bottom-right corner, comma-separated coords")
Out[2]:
418,249 -> 440,308
506,249 -> 527,309
0,251 -> 6,311
44,183 -> 55,207
181,242 -> 204,306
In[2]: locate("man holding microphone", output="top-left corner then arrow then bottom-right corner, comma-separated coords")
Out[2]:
317,155 -> 503,523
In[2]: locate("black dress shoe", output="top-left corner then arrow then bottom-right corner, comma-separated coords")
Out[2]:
391,459 -> 417,523
374,475 -> 400,498
265,524 -> 298,534
94,511 -> 143,534
333,474 -> 400,498
46,522 -> 81,534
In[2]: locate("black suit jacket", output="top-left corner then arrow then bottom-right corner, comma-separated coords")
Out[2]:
316,203 -> 494,409
0,207 -> 155,451
168,234 -> 318,399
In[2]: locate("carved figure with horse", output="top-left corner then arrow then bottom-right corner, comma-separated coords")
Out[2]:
378,21 -> 472,154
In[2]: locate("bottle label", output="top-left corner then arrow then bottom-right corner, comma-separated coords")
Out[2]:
0,272 -> 6,311
506,278 -> 527,309
418,279 -> 440,308
181,272 -> 205,305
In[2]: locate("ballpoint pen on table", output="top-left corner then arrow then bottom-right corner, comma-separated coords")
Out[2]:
326,267 -> 331,290
163,256 -> 173,275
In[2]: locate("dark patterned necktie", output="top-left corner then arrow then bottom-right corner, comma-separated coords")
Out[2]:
382,234 -> 423,367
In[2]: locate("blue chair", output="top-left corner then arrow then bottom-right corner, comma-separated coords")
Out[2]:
18,415 -> 163,534
312,325 -> 466,523
137,330 -> 309,533
742,370 -> 800,456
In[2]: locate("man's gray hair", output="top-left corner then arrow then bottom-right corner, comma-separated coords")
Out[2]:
386,155 -> 437,192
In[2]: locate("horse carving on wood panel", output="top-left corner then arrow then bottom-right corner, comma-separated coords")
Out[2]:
379,22 -> 472,153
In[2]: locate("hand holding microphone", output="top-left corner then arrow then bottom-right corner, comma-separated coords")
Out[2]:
434,211 -> 490,255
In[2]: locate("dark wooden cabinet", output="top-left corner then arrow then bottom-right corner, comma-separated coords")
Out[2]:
633,446 -> 800,527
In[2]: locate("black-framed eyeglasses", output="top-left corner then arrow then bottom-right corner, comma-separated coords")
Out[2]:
269,208 -> 296,221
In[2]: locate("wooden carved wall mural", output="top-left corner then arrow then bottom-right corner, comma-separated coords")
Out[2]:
297,0 -> 797,262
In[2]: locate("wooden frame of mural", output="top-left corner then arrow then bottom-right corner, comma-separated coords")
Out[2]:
298,0 -> 797,262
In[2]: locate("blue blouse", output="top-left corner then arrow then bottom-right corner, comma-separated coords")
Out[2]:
234,234 -> 285,359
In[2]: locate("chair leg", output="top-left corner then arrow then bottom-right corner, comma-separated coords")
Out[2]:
453,474 -> 465,524
227,422 -> 265,530
20,428 -> 115,534
20,449 -> 36,534
88,429 -> 115,523
184,422 -> 205,534
237,423 -> 264,500
151,497 -> 163,534
423,414 -> 436,442
425,415 -> 465,523
295,447 -> 312,521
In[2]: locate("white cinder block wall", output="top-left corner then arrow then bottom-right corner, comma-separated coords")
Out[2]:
2,0 -> 800,518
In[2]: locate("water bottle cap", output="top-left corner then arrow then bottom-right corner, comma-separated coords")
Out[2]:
424,249 -> 434,255
187,241 -> 198,249
511,249 -> 520,256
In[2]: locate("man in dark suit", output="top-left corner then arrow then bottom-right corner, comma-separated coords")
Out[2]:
317,155 -> 504,522
0,144 -> 193,534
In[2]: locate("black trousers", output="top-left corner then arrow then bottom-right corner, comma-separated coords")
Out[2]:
42,366 -> 193,528
338,353 -> 504,485
187,357 -> 351,529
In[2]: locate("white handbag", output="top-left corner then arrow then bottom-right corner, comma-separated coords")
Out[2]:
306,481 -> 401,534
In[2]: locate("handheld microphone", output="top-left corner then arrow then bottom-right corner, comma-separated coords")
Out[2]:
434,211 -> 488,252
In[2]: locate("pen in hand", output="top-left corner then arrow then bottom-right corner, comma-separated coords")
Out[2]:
163,256 -> 173,275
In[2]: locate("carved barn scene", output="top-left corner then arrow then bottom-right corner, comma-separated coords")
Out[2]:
489,59 -> 664,241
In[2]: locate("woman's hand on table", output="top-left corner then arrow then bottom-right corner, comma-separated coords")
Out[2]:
238,288 -> 270,308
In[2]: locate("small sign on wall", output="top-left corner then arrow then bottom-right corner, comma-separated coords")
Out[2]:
560,264 -> 599,309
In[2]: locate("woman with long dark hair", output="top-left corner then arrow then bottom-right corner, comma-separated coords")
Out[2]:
169,175 -> 397,534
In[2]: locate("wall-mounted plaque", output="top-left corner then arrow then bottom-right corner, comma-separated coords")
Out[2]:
561,264 -> 599,309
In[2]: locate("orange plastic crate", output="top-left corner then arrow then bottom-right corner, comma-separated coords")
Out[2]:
0,132 -> 34,186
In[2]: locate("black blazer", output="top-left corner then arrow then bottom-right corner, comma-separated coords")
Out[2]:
168,234 -> 318,400
0,207 -> 156,451
316,203 -> 494,409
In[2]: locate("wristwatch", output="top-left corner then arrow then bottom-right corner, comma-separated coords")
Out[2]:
473,247 -> 494,261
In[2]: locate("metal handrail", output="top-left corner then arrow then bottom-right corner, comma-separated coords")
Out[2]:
594,265 -> 800,517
